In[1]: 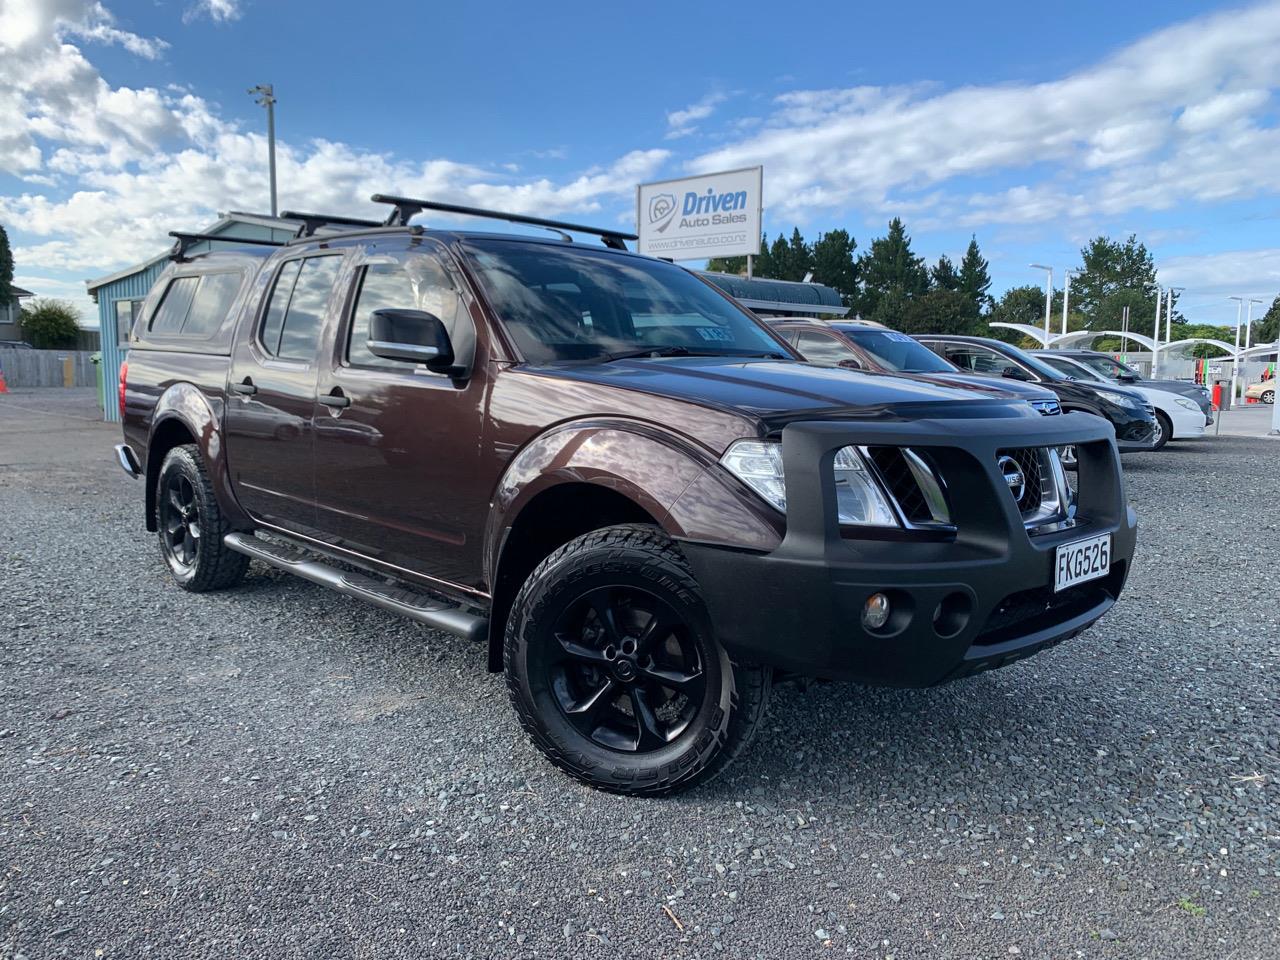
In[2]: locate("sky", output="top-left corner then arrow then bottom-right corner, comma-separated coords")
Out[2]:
1,0 -> 1279,330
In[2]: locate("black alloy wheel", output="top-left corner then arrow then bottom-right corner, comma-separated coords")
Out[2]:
154,444 -> 249,592
505,524 -> 771,795
547,585 -> 707,752
160,472 -> 201,572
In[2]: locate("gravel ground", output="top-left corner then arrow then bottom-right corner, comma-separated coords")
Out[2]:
1,389 -> 1278,959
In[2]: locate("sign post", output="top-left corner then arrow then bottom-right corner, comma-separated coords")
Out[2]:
636,167 -> 762,263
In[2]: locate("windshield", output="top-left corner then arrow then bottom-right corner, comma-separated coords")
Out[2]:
1071,354 -> 1136,380
1040,355 -> 1108,383
836,326 -> 955,373
462,238 -> 789,363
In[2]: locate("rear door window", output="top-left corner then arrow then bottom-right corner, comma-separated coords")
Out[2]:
260,256 -> 343,361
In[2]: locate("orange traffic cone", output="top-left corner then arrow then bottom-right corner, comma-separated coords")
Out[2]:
0,362 -> 8,394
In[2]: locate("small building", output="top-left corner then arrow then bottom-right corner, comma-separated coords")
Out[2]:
85,212 -> 301,421
0,286 -> 35,343
697,271 -> 846,319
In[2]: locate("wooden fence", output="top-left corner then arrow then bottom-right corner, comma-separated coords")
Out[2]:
0,347 -> 99,388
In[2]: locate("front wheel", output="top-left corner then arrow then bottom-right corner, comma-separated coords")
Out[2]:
155,444 -> 249,592
504,524 -> 770,795
1263,389 -> 1275,405
1151,411 -> 1171,450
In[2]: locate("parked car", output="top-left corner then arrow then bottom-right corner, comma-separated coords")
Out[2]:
772,318 -> 1063,416
1244,378 -> 1276,404
1032,352 -> 1204,449
915,335 -> 1157,467
0,340 -> 32,349
1048,349 -> 1213,422
115,199 -> 1137,795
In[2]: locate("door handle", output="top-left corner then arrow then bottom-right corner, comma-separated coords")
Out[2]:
318,391 -> 351,409
231,378 -> 257,396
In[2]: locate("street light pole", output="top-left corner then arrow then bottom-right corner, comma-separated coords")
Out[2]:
1228,296 -> 1244,406
1245,297 -> 1264,352
248,84 -> 278,217
1030,264 -> 1053,345
1152,287 -> 1163,377
1062,269 -> 1081,337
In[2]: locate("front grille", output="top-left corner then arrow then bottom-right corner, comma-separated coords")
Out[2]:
997,447 -> 1044,515
864,446 -> 932,524
1030,399 -> 1061,416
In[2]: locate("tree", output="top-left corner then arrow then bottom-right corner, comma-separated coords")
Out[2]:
707,232 -> 771,276
957,236 -> 992,313
20,299 -> 81,348
899,288 -> 981,336
0,224 -> 13,307
989,285 -> 1050,346
853,218 -> 929,318
753,234 -> 774,278
811,229 -> 857,302
930,254 -> 959,292
1072,234 -> 1173,328
1256,294 -> 1280,346
768,233 -> 791,280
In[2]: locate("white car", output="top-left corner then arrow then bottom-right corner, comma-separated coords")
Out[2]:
1035,353 -> 1205,449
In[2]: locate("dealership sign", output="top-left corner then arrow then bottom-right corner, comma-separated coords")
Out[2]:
636,166 -> 762,261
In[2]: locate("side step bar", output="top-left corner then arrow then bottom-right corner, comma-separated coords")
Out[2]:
223,532 -> 488,643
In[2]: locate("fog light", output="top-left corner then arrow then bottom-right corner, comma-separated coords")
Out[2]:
862,593 -> 891,630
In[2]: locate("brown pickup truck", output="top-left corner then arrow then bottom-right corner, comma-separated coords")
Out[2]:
116,197 -> 1136,795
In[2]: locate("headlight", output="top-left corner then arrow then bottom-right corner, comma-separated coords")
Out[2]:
720,440 -> 899,527
1175,396 -> 1199,411
1094,388 -> 1143,411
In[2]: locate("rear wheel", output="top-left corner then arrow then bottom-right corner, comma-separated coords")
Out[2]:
1263,389 -> 1275,405
1151,411 -> 1171,450
156,444 -> 249,592
505,524 -> 770,795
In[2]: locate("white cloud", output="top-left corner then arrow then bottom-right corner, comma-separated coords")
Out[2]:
666,93 -> 727,139
0,0 -> 670,287
689,2 -> 1280,226
183,0 -> 244,24
1160,248 -> 1280,300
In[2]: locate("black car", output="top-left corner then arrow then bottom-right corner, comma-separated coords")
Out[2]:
915,336 -> 1157,464
1048,349 -> 1213,422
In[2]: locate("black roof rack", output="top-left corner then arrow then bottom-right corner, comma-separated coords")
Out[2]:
279,210 -> 385,237
167,231 -> 285,262
370,194 -> 638,250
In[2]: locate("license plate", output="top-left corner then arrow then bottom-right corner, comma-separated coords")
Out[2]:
1053,533 -> 1111,592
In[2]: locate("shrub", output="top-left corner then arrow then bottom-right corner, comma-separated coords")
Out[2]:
21,298 -> 82,349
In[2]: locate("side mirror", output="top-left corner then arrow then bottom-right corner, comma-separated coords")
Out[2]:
837,358 -> 863,370
1002,365 -> 1030,381
368,309 -> 455,372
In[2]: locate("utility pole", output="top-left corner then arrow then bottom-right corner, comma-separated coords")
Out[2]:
1062,268 -> 1081,337
1152,287 -> 1163,377
1228,296 -> 1245,406
1030,264 -> 1053,345
249,84 -> 278,217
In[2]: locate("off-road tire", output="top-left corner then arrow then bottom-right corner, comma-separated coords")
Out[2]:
155,444 -> 249,592
504,524 -> 771,796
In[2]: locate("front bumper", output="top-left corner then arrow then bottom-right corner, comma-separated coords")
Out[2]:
681,413 -> 1137,687
1169,406 -> 1206,439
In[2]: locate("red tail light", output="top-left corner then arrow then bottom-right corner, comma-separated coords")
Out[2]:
118,360 -> 128,418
